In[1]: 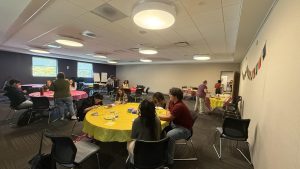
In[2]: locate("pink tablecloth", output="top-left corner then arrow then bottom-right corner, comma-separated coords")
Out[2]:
29,90 -> 88,101
130,87 -> 136,93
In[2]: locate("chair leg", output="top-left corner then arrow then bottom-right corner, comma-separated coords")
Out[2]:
71,120 -> 78,136
213,137 -> 222,159
236,141 -> 252,165
96,152 -> 101,169
174,139 -> 198,161
27,110 -> 34,124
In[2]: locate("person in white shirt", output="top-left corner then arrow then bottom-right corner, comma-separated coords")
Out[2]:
69,79 -> 77,91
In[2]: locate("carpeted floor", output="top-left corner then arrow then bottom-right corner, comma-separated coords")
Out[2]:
0,94 -> 253,169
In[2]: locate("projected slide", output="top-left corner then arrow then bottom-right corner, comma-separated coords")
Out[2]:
78,62 -> 93,78
32,57 -> 57,77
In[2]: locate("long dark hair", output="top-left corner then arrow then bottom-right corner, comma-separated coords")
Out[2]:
139,99 -> 158,140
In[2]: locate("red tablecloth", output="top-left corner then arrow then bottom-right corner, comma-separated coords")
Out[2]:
130,87 -> 136,93
29,90 -> 88,101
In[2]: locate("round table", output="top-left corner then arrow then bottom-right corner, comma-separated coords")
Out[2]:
82,103 -> 168,142
29,90 -> 88,101
209,97 -> 226,109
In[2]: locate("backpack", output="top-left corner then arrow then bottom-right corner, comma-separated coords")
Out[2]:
29,130 -> 54,169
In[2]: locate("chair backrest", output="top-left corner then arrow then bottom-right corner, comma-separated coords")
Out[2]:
145,87 -> 149,94
222,118 -> 250,140
134,137 -> 169,169
31,97 -> 50,110
135,88 -> 143,96
45,132 -> 77,165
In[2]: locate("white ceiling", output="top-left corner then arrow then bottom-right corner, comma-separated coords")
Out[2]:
0,0 -> 276,65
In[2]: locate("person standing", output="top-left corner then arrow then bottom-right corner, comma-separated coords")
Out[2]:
194,80 -> 208,114
107,75 -> 114,94
50,72 -> 76,120
158,88 -> 193,166
215,80 -> 222,95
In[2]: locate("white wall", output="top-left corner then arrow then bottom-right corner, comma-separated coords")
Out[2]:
116,63 -> 239,93
239,0 -> 300,169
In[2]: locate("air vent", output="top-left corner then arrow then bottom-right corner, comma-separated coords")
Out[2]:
91,3 -> 127,22
82,30 -> 96,38
174,41 -> 190,47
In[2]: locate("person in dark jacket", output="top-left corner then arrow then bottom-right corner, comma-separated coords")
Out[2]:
77,92 -> 103,121
5,79 -> 32,109
50,72 -> 76,120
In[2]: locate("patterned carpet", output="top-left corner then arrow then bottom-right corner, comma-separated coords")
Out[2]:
0,95 -> 253,169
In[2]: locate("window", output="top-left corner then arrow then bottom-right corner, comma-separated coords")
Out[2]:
77,62 -> 93,78
32,57 -> 57,77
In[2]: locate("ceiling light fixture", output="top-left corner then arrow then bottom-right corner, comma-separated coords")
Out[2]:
139,47 -> 158,55
193,55 -> 211,61
29,49 -> 50,54
140,58 -> 152,62
107,60 -> 117,64
132,1 -> 176,30
93,54 -> 107,59
55,37 -> 84,47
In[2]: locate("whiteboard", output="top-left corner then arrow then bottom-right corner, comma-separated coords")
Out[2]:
101,72 -> 107,82
93,73 -> 100,82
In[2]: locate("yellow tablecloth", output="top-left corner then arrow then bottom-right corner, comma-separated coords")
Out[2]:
209,97 -> 226,109
82,103 -> 168,142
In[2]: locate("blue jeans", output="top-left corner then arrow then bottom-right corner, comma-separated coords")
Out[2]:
166,123 -> 191,164
55,96 -> 75,118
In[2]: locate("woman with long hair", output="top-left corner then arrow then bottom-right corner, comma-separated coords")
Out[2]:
152,92 -> 166,109
127,99 -> 162,163
115,88 -> 128,104
69,79 -> 77,91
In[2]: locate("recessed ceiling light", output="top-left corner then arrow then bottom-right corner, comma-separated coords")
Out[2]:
139,47 -> 158,55
193,55 -> 211,61
107,60 -> 117,64
94,54 -> 107,59
55,37 -> 83,47
140,59 -> 152,62
132,1 -> 176,30
29,49 -> 50,54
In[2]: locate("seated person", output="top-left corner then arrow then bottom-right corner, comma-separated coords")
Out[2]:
43,80 -> 52,92
122,80 -> 129,89
4,79 -> 33,109
152,92 -> 166,109
115,88 -> 128,104
77,92 -> 103,121
158,87 -> 193,166
127,99 -> 162,163
69,79 -> 77,91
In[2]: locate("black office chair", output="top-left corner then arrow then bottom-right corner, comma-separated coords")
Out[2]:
132,88 -> 143,102
223,96 -> 242,119
142,87 -> 150,98
128,137 -> 170,169
213,117 -> 252,164
31,97 -> 55,124
45,132 -> 101,169
174,112 -> 198,161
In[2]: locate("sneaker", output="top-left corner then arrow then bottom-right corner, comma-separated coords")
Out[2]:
71,115 -> 77,120
60,116 -> 64,120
